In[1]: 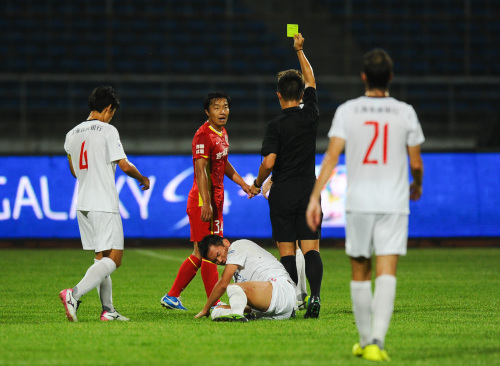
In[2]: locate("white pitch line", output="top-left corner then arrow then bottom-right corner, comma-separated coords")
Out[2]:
133,249 -> 185,262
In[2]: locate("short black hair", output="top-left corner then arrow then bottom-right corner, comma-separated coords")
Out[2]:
88,86 -> 120,112
203,91 -> 231,111
277,69 -> 304,101
198,234 -> 225,260
363,48 -> 393,90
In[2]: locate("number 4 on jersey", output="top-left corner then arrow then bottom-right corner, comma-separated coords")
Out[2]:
363,121 -> 388,165
79,141 -> 88,170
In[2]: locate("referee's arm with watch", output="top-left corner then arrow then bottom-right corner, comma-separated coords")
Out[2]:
249,153 -> 276,198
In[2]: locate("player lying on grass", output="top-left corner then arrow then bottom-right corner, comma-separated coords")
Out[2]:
194,235 -> 296,322
160,91 -> 251,312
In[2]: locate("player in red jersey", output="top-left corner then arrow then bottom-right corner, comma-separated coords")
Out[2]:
161,91 -> 251,311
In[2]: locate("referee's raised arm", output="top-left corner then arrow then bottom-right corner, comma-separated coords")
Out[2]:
294,33 -> 315,89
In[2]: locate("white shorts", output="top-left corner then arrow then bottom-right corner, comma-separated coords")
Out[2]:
345,212 -> 408,258
77,211 -> 124,252
254,277 -> 296,320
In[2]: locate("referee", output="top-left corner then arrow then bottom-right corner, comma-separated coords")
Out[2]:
249,33 -> 322,319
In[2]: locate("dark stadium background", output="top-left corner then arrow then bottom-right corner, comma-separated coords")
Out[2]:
0,0 -> 498,247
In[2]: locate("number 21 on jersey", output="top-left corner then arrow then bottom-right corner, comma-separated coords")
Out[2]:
363,121 -> 388,165
79,141 -> 88,170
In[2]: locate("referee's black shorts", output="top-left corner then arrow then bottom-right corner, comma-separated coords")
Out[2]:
268,176 -> 322,243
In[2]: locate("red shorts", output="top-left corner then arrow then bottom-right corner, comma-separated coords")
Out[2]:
187,205 -> 223,242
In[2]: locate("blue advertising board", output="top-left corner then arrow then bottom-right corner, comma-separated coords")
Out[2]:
0,153 -> 498,238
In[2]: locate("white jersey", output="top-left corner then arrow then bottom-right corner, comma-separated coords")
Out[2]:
64,119 -> 127,213
226,240 -> 292,283
328,96 -> 425,214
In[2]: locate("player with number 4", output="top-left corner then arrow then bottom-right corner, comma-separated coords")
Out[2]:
306,49 -> 424,361
60,86 -> 150,322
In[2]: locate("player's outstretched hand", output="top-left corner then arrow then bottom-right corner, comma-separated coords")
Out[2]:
294,33 -> 304,51
241,182 -> 252,196
139,176 -> 150,191
306,198 -> 321,232
194,309 -> 210,319
409,182 -> 422,201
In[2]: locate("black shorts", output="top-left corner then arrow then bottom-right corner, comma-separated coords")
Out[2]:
268,176 -> 322,242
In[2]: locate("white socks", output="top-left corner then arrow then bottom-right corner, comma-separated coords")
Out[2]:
351,280 -> 372,347
73,257 -> 117,301
94,259 -> 114,312
372,274 -> 396,347
211,285 -> 248,320
227,285 -> 247,316
296,248 -> 308,300
351,274 -> 396,349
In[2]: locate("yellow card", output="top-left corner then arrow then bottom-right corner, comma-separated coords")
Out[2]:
287,24 -> 298,37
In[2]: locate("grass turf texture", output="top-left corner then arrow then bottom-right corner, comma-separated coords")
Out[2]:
0,248 -> 499,366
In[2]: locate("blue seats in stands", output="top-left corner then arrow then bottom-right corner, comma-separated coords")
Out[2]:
333,0 -> 498,77
2,0 -> 498,145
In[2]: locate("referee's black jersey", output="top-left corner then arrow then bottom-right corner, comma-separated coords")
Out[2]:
260,87 -> 319,183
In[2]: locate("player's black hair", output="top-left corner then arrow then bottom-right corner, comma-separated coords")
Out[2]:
88,85 -> 120,112
363,48 -> 393,90
203,91 -> 232,111
198,234 -> 225,260
276,69 -> 305,102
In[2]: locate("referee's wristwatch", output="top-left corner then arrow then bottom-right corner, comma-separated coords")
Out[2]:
253,179 -> 262,188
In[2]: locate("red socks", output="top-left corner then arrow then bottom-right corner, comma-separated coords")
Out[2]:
168,255 -> 201,297
167,255 -> 220,300
201,259 -> 219,299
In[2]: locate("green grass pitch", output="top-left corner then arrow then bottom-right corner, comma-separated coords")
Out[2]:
0,247 -> 499,366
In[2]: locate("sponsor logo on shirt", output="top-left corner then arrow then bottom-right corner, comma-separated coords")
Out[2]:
216,147 -> 228,160
233,271 -> 246,283
355,105 -> 399,115
196,144 -> 204,154
72,125 -> 102,135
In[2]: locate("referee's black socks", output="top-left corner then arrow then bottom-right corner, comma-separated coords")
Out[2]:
280,255 -> 298,285
304,250 -> 323,298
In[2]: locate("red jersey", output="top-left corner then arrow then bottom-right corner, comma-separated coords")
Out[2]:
187,121 -> 229,211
